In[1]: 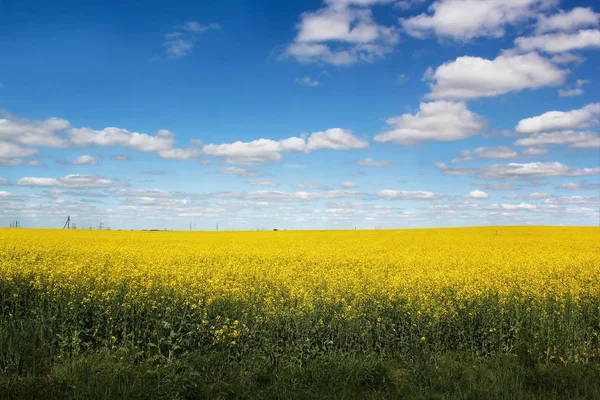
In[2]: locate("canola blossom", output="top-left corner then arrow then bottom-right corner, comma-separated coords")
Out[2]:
1,227 -> 599,363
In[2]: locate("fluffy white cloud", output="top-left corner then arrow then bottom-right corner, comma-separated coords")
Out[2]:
342,181 -> 358,188
284,1 -> 399,65
248,180 -> 279,187
556,181 -> 600,191
293,183 -> 333,190
218,167 -> 258,177
505,192 -> 551,199
111,154 -> 130,161
0,177 -> 10,185
536,7 -> 600,33
0,112 -> 69,147
453,146 -> 519,163
0,141 -> 39,159
17,174 -> 128,188
157,148 -> 201,160
514,131 -> 599,148
203,129 -> 367,164
67,127 -> 199,160
515,29 -> 600,53
551,52 -> 586,64
67,127 -> 174,152
544,196 -> 600,206
306,128 -> 368,150
378,189 -> 441,200
211,190 -> 362,203
351,158 -> 392,167
295,76 -> 320,86
204,139 -> 286,164
71,155 -> 98,165
425,52 -> 566,99
515,103 -> 600,133
558,88 -> 583,97
522,147 -> 550,156
374,101 -> 485,144
437,161 -> 600,180
402,0 -> 551,41
466,190 -> 489,200
472,182 -> 517,191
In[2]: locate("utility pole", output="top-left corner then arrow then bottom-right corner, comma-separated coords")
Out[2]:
190,222 -> 192,231
216,223 -> 219,232
63,216 -> 70,229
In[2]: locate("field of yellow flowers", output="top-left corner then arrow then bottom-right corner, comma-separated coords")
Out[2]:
1,226 -> 600,398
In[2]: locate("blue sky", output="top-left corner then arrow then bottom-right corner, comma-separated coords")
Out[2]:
1,0 -> 599,230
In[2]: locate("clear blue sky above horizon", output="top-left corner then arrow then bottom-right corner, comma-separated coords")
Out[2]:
1,0 -> 599,230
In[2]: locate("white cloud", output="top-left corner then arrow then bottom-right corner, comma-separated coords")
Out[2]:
218,167 -> 258,177
0,111 -> 70,147
67,127 -> 174,152
17,174 -> 128,188
0,141 -> 39,159
71,155 -> 98,165
536,7 -> 600,33
455,147 -> 519,163
203,129 -> 367,165
204,139 -> 286,164
515,103 -> 600,133
472,182 -> 517,191
515,29 -> 600,53
556,181 -> 600,191
551,52 -> 586,64
351,158 -> 392,167
248,180 -> 279,187
306,128 -> 368,150
164,22 -> 219,59
558,79 -> 589,97
522,147 -> 549,156
570,137 -> 600,149
374,101 -> 485,144
0,177 -> 10,185
182,21 -> 220,32
293,183 -> 333,190
402,0 -> 552,41
164,33 -> 194,59
284,1 -> 399,65
111,154 -> 130,161
505,192 -> 551,199
295,76 -> 320,86
378,189 -> 441,200
144,170 -> 166,175
438,161 -> 600,180
342,181 -> 358,188
0,191 -> 19,200
157,148 -> 201,160
514,131 -> 599,148
544,196 -> 600,206
425,52 -> 567,99
558,88 -> 584,97
211,190 -> 360,203
466,190 -> 489,200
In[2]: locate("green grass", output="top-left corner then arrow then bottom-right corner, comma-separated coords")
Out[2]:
2,349 -> 600,400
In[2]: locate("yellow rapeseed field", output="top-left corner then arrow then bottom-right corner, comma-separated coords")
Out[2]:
1,226 -> 599,362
